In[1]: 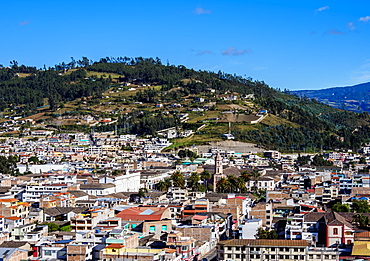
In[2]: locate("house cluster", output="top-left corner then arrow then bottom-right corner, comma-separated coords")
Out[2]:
0,172 -> 250,261
0,131 -> 369,260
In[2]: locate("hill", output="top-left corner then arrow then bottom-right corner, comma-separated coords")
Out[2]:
1,57 -> 370,153
292,82 -> 370,112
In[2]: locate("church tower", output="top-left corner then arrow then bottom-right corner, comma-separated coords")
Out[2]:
215,153 -> 223,175
213,153 -> 224,192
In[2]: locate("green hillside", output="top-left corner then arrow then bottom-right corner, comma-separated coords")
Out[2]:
1,57 -> 370,152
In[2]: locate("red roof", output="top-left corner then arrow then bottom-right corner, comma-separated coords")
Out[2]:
116,207 -> 169,221
106,244 -> 125,249
300,204 -> 315,208
0,198 -> 18,203
5,216 -> 21,220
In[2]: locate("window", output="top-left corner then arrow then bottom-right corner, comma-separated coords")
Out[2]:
45,250 -> 52,256
227,254 -> 232,258
236,254 -> 240,258
235,247 -> 240,251
149,226 -> 155,232
131,224 -> 137,229
271,255 -> 275,259
271,247 -> 275,251
309,254 -> 313,259
333,228 -> 338,235
161,225 -> 167,231
279,255 -> 284,259
227,246 -> 232,250
285,255 -> 290,259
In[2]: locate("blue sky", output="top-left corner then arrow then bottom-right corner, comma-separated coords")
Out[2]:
1,0 -> 370,90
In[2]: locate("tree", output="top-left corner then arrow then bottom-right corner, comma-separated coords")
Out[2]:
296,154 -> 311,166
359,157 -> 367,164
311,154 -> 333,166
171,171 -> 185,188
156,179 -> 171,191
200,170 -> 212,191
251,168 -> 261,181
178,149 -> 198,159
188,172 -> 201,191
352,200 -> 370,213
353,213 -> 369,227
332,203 -> 350,213
239,171 -> 250,182
235,177 -> 247,192
138,188 -> 148,198
60,225 -> 72,232
46,222 -> 60,232
28,156 -> 40,164
216,177 -> 231,193
255,227 -> 278,239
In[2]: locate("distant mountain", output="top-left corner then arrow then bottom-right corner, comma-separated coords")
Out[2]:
292,82 -> 370,112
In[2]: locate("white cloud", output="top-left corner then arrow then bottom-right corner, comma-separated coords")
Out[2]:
194,7 -> 212,15
347,22 -> 355,30
316,6 -> 329,12
359,16 -> 370,22
222,47 -> 251,56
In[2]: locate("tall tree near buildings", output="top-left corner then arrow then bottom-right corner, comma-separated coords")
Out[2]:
200,170 -> 212,190
353,213 -> 369,227
188,172 -> 201,191
171,171 -> 185,188
352,200 -> 370,213
216,177 -> 231,193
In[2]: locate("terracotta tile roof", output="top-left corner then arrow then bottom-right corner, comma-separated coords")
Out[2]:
0,198 -> 18,203
355,231 -> 370,239
116,207 -> 169,221
106,244 -> 125,248
5,216 -> 21,220
218,239 -> 309,247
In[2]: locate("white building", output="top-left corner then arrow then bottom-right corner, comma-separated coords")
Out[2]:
99,171 -> 140,192
80,183 -> 116,196
239,218 -> 262,239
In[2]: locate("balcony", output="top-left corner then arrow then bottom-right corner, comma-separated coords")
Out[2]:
286,225 -> 302,231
